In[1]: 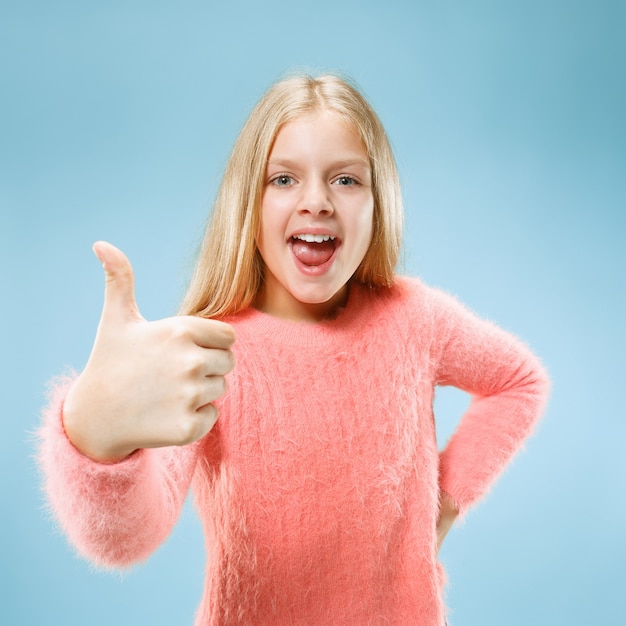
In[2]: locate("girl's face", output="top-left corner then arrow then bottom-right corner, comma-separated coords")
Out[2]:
255,110 -> 374,322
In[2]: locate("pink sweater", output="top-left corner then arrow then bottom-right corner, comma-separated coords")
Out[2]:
39,277 -> 549,625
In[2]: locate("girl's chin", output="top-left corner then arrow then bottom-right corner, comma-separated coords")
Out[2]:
258,263 -> 351,320
291,284 -> 348,308
288,278 -> 344,300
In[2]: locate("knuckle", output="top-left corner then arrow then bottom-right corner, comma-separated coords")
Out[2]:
174,415 -> 201,445
175,406 -> 218,445
204,376 -> 227,401
187,388 -> 206,410
205,403 -> 219,427
204,349 -> 235,376
154,318 -> 189,344
170,322 -> 191,342
184,353 -> 206,376
218,375 -> 228,395
212,351 -> 233,376
222,324 -> 236,346
211,320 -> 236,347
225,349 -> 236,370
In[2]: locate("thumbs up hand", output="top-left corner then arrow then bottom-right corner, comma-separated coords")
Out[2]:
62,242 -> 235,463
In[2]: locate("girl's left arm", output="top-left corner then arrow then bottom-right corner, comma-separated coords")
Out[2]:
432,289 -> 550,518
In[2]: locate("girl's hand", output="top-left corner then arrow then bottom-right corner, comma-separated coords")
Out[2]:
62,242 -> 235,463
436,491 -> 459,553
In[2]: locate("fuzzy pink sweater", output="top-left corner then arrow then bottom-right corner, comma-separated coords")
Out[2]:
39,277 -> 549,625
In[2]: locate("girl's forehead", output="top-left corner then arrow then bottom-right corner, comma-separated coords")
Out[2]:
269,110 -> 368,160
280,109 -> 358,135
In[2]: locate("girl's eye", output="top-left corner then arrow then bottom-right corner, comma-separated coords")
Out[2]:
334,176 -> 358,186
271,175 -> 295,187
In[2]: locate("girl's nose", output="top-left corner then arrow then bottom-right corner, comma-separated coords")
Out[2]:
297,181 -> 334,216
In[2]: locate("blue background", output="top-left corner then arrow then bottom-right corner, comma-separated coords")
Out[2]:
2,1 -> 624,624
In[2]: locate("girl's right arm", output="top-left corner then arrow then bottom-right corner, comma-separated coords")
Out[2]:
38,242 -> 235,568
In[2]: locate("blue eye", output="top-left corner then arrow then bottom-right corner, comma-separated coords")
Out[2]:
272,175 -> 294,187
334,176 -> 358,186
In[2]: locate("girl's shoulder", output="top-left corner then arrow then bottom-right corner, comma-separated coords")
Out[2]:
376,275 -> 454,313
344,275 -> 457,338
376,275 -> 486,336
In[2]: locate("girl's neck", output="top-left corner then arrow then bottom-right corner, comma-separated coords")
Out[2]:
253,282 -> 349,323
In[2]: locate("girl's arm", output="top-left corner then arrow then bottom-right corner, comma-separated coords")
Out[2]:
432,289 -> 550,518
38,378 -> 202,569
37,242 -> 234,568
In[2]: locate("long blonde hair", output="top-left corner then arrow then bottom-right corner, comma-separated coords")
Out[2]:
179,74 -> 403,318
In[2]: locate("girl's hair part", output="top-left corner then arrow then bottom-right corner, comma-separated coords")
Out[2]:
179,73 -> 404,318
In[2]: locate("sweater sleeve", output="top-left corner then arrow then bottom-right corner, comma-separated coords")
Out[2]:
37,377 -> 201,569
431,289 -> 550,517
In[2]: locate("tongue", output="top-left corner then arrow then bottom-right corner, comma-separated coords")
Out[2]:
292,240 -> 335,266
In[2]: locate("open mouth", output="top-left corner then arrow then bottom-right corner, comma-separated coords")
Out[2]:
290,234 -> 339,267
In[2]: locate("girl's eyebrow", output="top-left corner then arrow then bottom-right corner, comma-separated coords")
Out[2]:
266,157 -> 371,171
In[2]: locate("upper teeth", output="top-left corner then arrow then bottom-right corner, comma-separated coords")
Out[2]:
293,234 -> 336,243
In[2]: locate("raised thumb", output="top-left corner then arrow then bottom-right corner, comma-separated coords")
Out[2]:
92,241 -> 142,323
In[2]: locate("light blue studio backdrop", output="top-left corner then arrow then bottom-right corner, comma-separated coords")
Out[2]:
2,1 -> 624,625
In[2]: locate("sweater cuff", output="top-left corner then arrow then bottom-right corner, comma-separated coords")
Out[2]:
438,452 -> 472,520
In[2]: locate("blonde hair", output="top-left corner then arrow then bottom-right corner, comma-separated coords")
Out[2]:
179,74 -> 403,318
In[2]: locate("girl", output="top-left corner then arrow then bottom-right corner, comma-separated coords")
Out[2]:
39,74 -> 550,625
